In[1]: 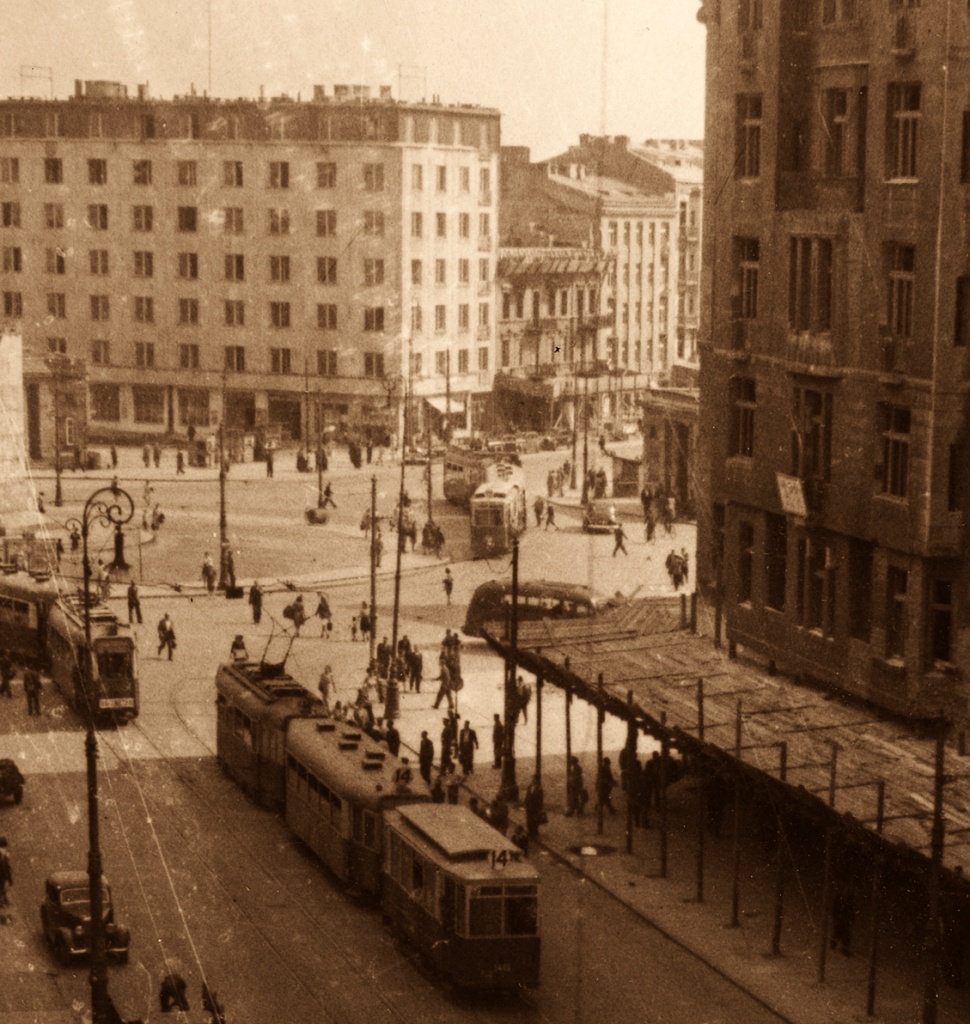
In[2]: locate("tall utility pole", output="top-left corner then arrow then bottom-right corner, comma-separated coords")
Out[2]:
217,371 -> 230,590
444,351 -> 452,441
369,475 -> 377,666
499,537 -> 520,803
316,396 -> 325,508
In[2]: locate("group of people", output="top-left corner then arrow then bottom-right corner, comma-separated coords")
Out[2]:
641,485 -> 678,541
0,650 -> 42,716
665,548 -> 690,590
546,462 -> 570,499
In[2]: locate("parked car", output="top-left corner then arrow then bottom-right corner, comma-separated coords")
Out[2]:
41,871 -> 131,966
582,500 -> 619,533
516,432 -> 543,454
0,759 -> 24,804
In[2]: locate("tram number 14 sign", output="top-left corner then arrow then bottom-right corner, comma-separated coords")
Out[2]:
489,849 -> 513,869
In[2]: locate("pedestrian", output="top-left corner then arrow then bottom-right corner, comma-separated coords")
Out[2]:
159,972 -> 189,1012
248,580 -> 263,624
489,795 -> 510,836
613,521 -> 628,557
284,595 -> 306,635
374,528 -> 384,568
176,449 -> 185,475
546,469 -> 554,498
54,537 -> 64,567
143,479 -> 154,508
322,481 -> 337,509
492,712 -> 505,769
153,443 -> 161,468
595,757 -> 617,815
201,983 -> 226,1024
511,823 -> 529,855
418,731 -> 434,784
680,548 -> 690,584
359,601 -> 371,642
533,495 -> 544,528
544,503 -> 559,531
110,445 -> 118,469
229,635 -> 248,662
431,656 -> 454,711
0,650 -> 13,698
385,721 -> 401,758
376,636 -> 391,678
23,666 -> 42,716
142,444 -> 151,468
37,493 -> 45,515
127,580 -> 143,625
442,567 -> 453,605
565,755 -> 587,817
202,551 -> 216,594
318,665 -> 335,716
525,775 -> 545,838
0,838 -> 11,916
315,592 -> 332,637
440,718 -> 456,774
265,449 -> 274,478
516,674 -> 532,725
98,563 -> 111,602
70,524 -> 80,554
157,613 -> 176,660
458,719 -> 479,774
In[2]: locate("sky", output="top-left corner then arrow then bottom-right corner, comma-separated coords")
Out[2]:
0,0 -> 707,160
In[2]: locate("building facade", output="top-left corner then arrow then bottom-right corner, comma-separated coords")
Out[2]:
0,81 -> 500,453
697,0 -> 970,722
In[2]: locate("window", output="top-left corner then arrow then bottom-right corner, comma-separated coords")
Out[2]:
435,305 -> 446,332
87,204 -> 108,230
270,347 -> 292,373
480,167 -> 491,196
887,243 -> 915,338
479,258 -> 489,284
45,158 -> 63,184
435,351 -> 447,375
478,347 -> 489,371
317,209 -> 337,236
90,384 -> 120,422
823,89 -> 850,177
135,341 -> 155,369
458,258 -> 470,284
46,248 -> 66,275
735,94 -> 762,178
458,303 -> 470,330
179,343 -> 200,369
270,301 -> 291,328
797,536 -> 835,635
955,276 -> 970,346
738,521 -> 754,603
178,298 -> 200,325
138,114 -> 155,140
2,247 -> 21,273
789,236 -> 833,332
134,296 -> 154,323
2,292 -> 22,317
479,212 -> 490,237
133,386 -> 164,424
886,565 -> 907,659
177,160 -> 197,186
364,306 -> 385,332
317,304 -> 337,330
478,302 -> 490,327
436,212 -> 447,238
47,293 -> 66,319
223,160 -> 243,187
43,203 -> 62,229
89,249 -> 109,276
225,254 -> 244,281
88,159 -> 108,185
225,345 -> 246,372
133,205 -> 153,232
316,162 -> 336,188
730,377 -> 756,458
91,339 -> 110,366
458,349 -> 469,373
225,299 -> 245,326
364,259 -> 384,286
178,252 -> 199,280
929,579 -> 954,664
317,257 -> 337,284
134,251 -> 153,278
411,305 -> 423,333
459,212 -> 470,239
270,255 -> 291,282
363,210 -> 384,237
730,237 -> 760,320
411,212 -> 423,238
888,82 -> 920,179
878,403 -> 910,498
317,349 -> 337,375
90,295 -> 110,321
363,163 -> 384,191
177,206 -> 197,232
364,352 -> 385,377
437,165 -> 447,192
269,161 -> 289,188
0,157 -> 19,183
223,207 -> 244,234
412,164 -> 423,191
460,166 -> 470,192
791,388 -> 832,482
435,259 -> 446,285
268,209 -> 290,235
412,259 -> 423,286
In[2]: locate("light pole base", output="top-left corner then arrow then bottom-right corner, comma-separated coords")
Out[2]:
384,680 -> 400,722
498,755 -> 519,805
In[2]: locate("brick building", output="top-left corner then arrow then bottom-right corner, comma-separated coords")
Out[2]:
0,80 -> 500,454
697,1 -> 970,722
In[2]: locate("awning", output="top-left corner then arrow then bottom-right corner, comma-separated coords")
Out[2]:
424,396 -> 464,416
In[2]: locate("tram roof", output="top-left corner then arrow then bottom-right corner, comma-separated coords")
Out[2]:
0,569 -> 61,603
286,718 -> 431,808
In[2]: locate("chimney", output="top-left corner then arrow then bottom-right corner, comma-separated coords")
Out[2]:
313,85 -> 326,101
379,85 -> 392,99
74,79 -> 83,99
137,83 -> 148,101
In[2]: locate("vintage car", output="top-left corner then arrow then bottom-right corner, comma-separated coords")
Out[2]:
0,759 -> 24,804
40,871 -> 130,966
582,499 -> 619,533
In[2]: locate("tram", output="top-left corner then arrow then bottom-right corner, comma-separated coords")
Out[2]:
468,464 -> 527,558
463,579 -> 621,638
383,803 -> 541,990
443,445 -> 521,506
0,570 -> 138,723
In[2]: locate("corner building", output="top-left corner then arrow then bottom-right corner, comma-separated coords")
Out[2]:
0,81 -> 500,450
697,1 -> 970,722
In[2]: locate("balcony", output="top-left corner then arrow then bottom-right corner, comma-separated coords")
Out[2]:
523,317 -> 559,335
738,31 -> 760,72
786,330 -> 835,367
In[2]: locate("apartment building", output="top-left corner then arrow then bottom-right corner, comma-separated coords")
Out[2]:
0,80 -> 500,455
697,0 -> 970,722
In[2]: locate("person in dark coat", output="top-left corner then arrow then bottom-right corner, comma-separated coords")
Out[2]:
440,718 -> 456,774
431,657 -> 454,711
458,720 -> 479,774
409,645 -> 423,693
442,567 -> 454,605
525,775 -> 545,838
265,449 -> 274,478
565,756 -> 586,817
0,650 -> 13,698
418,731 -> 434,784
492,713 -> 505,769
157,613 -> 176,660
159,972 -> 189,1011
595,757 -> 617,814
613,522 -> 628,557
127,581 -> 143,625
385,722 -> 401,758
489,795 -> 510,836
23,667 -> 42,716
248,581 -> 263,624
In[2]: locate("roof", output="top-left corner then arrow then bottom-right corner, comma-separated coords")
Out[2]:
482,601 -> 970,877
47,870 -> 107,889
546,172 -> 674,207
216,663 -> 321,728
498,248 -> 613,279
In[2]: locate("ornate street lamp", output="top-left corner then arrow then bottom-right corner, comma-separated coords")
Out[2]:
385,369 -> 407,723
45,353 -> 73,508
65,481 -> 134,1024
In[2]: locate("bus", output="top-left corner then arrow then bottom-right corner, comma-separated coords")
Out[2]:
443,445 -> 521,507
462,579 -> 621,638
469,465 -> 527,558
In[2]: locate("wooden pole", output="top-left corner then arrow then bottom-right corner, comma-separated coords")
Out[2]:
660,711 -> 669,879
771,741 -> 787,956
922,725 -> 947,1024
625,691 -> 635,856
535,666 -> 543,783
730,700 -> 743,928
697,678 -> 705,742
866,781 -> 886,1018
818,826 -> 833,983
596,672 -> 604,836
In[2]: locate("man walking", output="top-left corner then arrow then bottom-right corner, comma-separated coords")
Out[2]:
321,481 -> 337,509
23,667 -> 41,716
0,650 -> 13,699
613,521 -> 628,557
544,503 -> 559,531
248,580 -> 263,624
442,567 -> 454,605
418,731 -> 434,784
431,655 -> 454,711
492,713 -> 505,769
157,613 -> 176,660
533,495 -> 544,528
127,581 -> 143,625
458,720 -> 478,775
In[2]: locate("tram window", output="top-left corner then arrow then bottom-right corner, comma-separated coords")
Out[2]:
96,650 -> 128,677
469,889 -> 503,937
389,832 -> 401,881
505,888 -> 539,936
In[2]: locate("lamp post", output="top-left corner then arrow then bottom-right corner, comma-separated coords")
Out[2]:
382,368 -> 406,722
499,536 -> 520,803
45,353 -> 72,508
65,482 -> 134,1024
217,372 -> 230,591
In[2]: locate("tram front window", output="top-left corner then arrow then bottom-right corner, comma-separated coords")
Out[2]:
506,887 -> 538,936
96,650 -> 130,678
469,886 -> 503,936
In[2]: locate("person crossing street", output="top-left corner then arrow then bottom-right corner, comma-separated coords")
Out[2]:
613,521 -> 628,557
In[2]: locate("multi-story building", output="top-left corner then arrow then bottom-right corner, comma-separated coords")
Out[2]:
697,1 -> 970,723
0,80 -> 500,454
